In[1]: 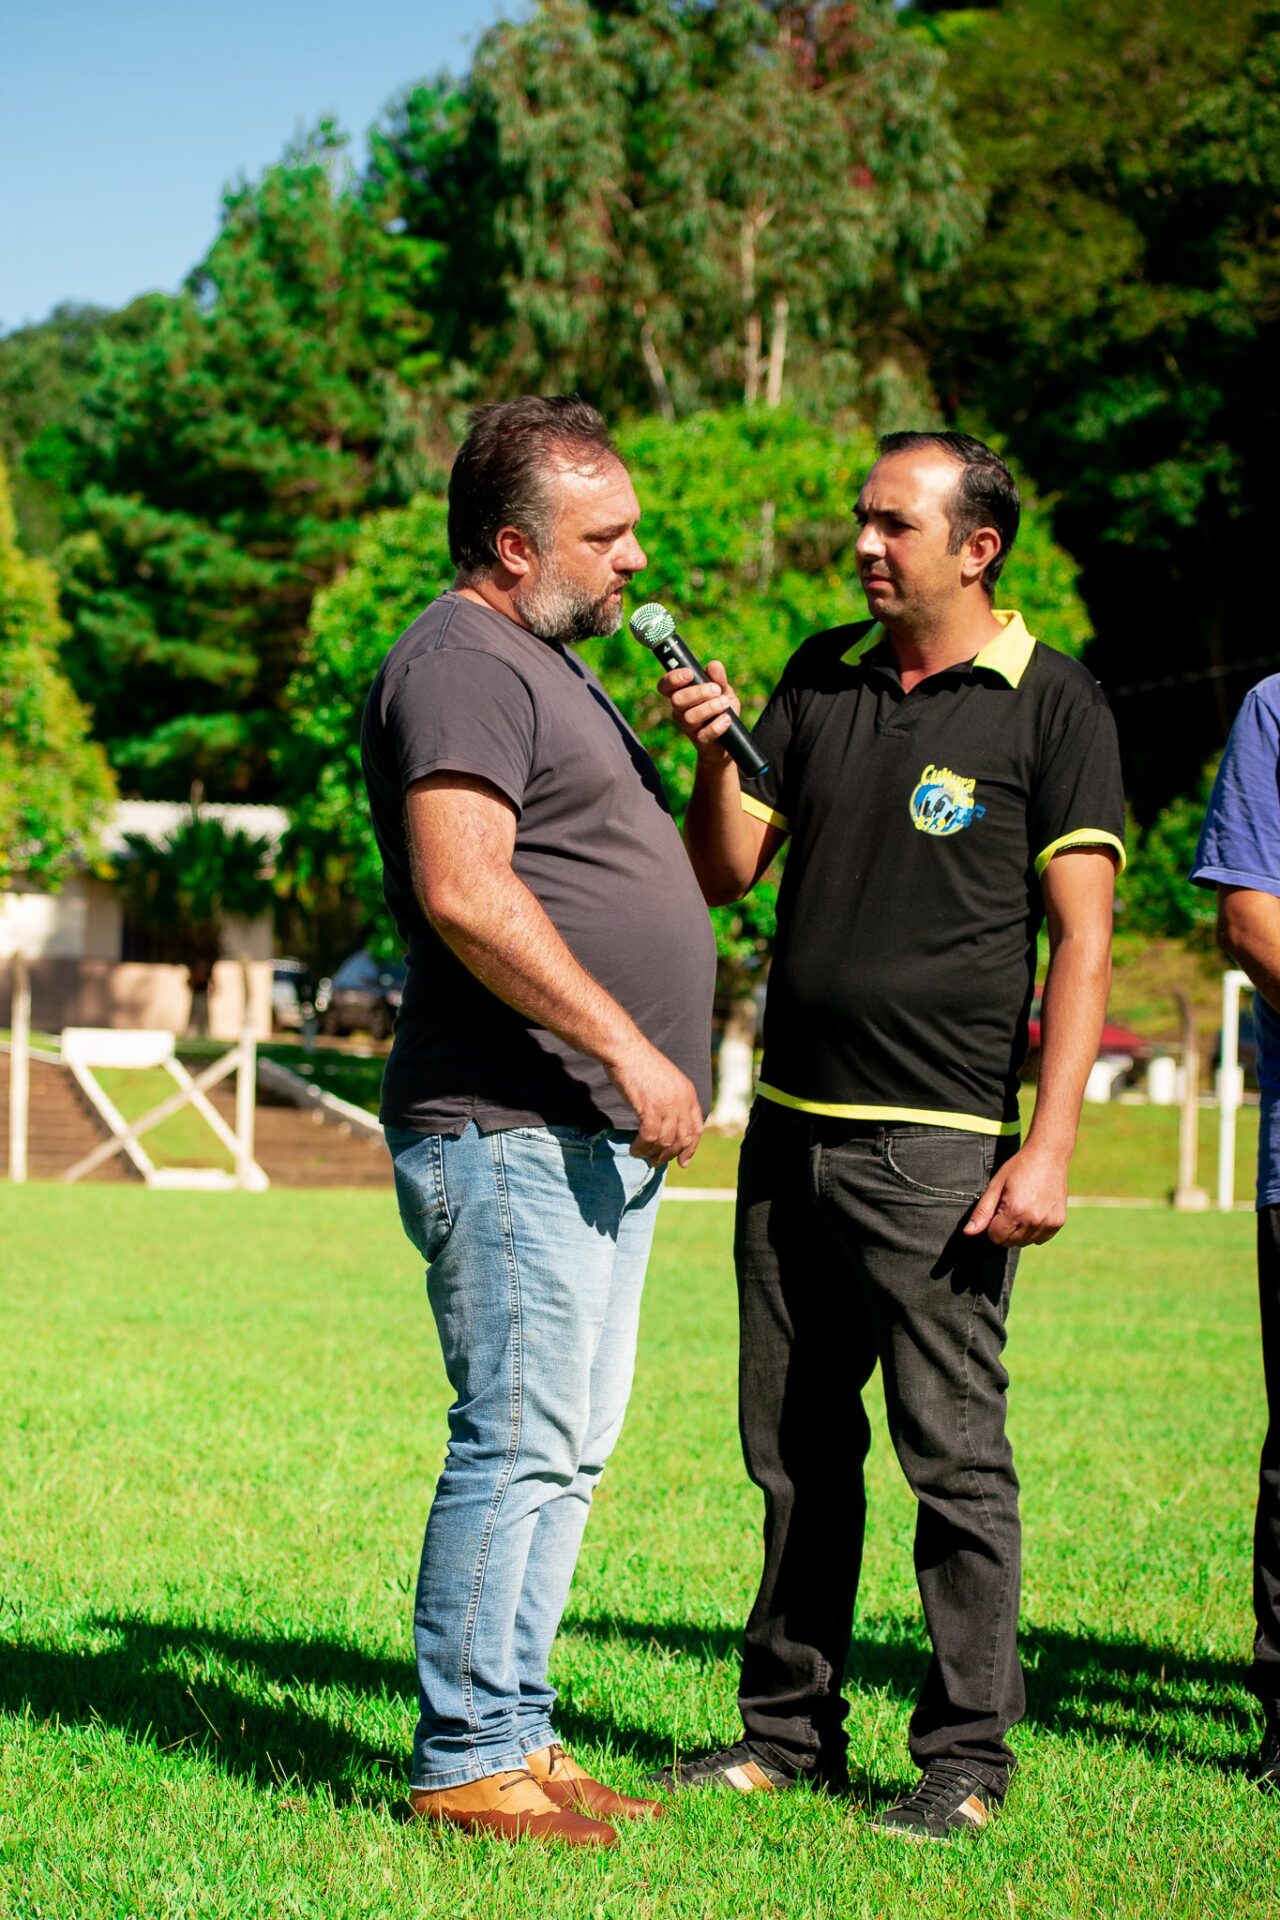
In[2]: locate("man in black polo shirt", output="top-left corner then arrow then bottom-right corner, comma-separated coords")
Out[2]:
654,432 -> 1124,1839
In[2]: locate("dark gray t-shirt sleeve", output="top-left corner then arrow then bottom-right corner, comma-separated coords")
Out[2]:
382,648 -> 537,814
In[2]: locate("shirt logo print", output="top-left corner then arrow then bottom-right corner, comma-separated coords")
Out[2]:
909,763 -> 986,838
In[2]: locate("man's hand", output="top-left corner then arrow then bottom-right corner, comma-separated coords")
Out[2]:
606,1038 -> 704,1168
659,660 -> 743,758
964,1144 -> 1069,1248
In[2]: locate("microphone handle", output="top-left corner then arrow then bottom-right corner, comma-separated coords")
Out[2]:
653,631 -> 771,780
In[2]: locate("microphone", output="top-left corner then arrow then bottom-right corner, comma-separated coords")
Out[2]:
630,602 -> 770,779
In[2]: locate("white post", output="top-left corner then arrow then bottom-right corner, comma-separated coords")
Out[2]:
1173,991 -> 1209,1211
8,951 -> 29,1184
235,957 -> 257,1190
1217,969 -> 1249,1211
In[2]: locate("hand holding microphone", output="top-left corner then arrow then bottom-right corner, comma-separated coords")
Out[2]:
629,602 -> 770,778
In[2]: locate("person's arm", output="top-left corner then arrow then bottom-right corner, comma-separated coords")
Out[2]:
965,849 -> 1117,1247
1216,887 -> 1280,1014
406,772 -> 703,1166
658,661 -> 784,903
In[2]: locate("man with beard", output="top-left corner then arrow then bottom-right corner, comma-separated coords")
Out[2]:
652,431 -> 1124,1839
360,397 -> 715,1846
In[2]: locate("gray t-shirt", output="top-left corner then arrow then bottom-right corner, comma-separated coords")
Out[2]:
360,591 -> 717,1134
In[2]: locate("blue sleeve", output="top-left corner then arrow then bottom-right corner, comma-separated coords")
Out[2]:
1190,680 -> 1280,898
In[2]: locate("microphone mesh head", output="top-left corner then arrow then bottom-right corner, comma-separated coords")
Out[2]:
629,601 -> 675,650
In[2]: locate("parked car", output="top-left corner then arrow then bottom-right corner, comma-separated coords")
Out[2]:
270,958 -> 312,1032
315,950 -> 406,1040
1022,993 -> 1152,1092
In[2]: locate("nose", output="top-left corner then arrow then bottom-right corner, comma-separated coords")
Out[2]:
619,533 -> 646,574
856,522 -> 883,562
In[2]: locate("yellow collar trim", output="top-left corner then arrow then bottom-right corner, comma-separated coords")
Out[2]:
973,610 -> 1036,687
841,623 -> 884,666
840,610 -> 1036,688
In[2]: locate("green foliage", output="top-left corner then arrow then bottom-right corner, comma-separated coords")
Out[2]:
923,0 -> 1280,808
57,123 -> 439,796
367,0 -> 975,419
0,299 -> 159,555
282,409 -> 1091,981
0,454 -> 115,887
1117,762 -> 1220,942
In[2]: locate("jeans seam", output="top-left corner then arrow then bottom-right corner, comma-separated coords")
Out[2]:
454,1130 -> 524,1734
432,1133 -> 453,1232
959,1285 -> 1003,1713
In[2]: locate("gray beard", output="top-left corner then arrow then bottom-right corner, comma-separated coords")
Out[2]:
515,554 -> 623,644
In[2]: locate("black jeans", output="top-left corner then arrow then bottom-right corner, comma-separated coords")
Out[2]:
734,1100 -> 1023,1790
1252,1209 -> 1280,1721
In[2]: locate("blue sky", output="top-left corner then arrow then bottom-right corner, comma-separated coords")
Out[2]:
0,0 -> 514,330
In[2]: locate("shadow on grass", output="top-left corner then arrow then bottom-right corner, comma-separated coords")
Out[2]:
0,1609 -> 1257,1800
565,1611 -> 1258,1772
0,1614 -> 670,1798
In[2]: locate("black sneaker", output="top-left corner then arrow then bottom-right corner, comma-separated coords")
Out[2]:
1255,1721 -> 1280,1791
868,1762 -> 1004,1841
651,1738 -> 845,1795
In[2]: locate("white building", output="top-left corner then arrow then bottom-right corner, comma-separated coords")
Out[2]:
0,801 -> 287,1040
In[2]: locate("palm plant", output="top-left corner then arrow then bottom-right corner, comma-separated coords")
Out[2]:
113,809 -> 276,1034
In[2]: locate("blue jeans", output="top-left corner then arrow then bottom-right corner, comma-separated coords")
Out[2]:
387,1121 -> 664,1790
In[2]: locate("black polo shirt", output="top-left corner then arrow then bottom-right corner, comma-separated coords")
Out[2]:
742,611 -> 1126,1134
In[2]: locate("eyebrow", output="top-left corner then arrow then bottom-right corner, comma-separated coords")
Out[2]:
854,502 -> 915,524
583,519 -> 638,540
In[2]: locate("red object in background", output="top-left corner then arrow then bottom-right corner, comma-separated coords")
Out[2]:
1024,994 -> 1152,1060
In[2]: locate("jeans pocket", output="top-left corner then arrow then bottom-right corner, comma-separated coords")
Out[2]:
882,1129 -> 990,1203
500,1124 -> 597,1152
391,1132 -> 454,1264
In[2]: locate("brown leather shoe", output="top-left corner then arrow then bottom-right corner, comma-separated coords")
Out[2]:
526,1743 -> 664,1820
407,1767 -> 617,1846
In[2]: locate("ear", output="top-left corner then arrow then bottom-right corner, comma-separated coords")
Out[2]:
493,523 -> 537,579
961,525 -> 1001,588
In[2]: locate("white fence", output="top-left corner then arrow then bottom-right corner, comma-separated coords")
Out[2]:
5,954 -> 267,1191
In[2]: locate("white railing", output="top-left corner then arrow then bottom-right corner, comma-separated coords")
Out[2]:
59,1024 -> 268,1190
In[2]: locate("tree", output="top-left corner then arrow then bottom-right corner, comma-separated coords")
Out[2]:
280,409 -> 1090,1110
56,124 -> 439,797
0,299 -> 160,556
919,0 -> 1280,815
1116,762 -> 1220,943
0,454 -> 115,888
112,807 -> 277,1034
366,0 -> 976,419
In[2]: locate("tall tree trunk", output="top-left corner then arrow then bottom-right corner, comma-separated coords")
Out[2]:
741,213 -> 761,406
765,293 -> 789,407
708,992 -> 759,1130
758,499 -> 776,589
638,316 -> 676,421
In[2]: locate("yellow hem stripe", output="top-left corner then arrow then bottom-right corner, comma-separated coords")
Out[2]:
756,1084 -> 1020,1136
741,792 -> 789,832
1035,829 -> 1127,878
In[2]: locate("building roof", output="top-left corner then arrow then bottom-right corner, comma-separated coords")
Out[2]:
102,801 -> 290,856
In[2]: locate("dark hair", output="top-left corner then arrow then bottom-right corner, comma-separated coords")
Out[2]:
448,395 -> 619,579
876,430 -> 1020,593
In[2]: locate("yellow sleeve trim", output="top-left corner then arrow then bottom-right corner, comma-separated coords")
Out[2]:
1035,829 -> 1127,879
741,792 -> 789,833
756,1084 -> 1020,1137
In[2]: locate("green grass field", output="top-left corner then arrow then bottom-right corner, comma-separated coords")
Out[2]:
0,1187 -> 1274,1916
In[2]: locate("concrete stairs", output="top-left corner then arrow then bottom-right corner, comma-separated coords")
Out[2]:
208,1082 -> 391,1189
0,1050 -> 138,1182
